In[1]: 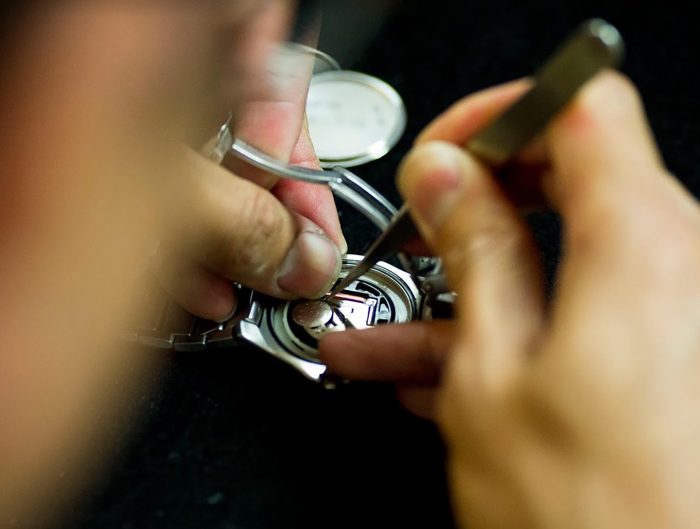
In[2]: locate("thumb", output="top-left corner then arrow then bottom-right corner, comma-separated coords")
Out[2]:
180,149 -> 342,302
397,141 -> 543,391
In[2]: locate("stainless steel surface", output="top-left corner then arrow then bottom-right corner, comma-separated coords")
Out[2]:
126,255 -> 427,385
205,115 -> 234,165
231,140 -> 398,230
284,43 -> 342,74
306,70 -> 407,167
326,203 -> 414,297
125,284 -> 248,352
232,138 -> 342,184
329,18 -> 624,298
239,255 -> 423,382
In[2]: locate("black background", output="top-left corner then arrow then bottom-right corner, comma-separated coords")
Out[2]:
64,1 -> 700,528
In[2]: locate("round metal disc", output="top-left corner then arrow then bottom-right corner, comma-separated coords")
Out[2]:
266,255 -> 421,363
291,300 -> 334,328
306,70 -> 406,168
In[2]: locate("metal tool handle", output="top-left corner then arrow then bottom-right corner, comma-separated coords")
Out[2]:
327,19 -> 625,297
231,139 -> 399,230
468,18 -> 624,164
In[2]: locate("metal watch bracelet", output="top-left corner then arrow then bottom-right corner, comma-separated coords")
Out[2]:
119,283 -> 252,353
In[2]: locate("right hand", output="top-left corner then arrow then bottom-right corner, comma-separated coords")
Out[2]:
322,71 -> 700,528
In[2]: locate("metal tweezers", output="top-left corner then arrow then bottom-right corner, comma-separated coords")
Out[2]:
213,19 -> 624,299
327,18 -> 624,297
210,124 -> 401,233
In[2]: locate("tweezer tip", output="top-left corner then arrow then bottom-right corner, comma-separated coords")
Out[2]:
322,283 -> 343,301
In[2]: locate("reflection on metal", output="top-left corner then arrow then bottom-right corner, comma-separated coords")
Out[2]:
237,255 -> 422,384
284,42 -> 342,73
230,139 -> 398,230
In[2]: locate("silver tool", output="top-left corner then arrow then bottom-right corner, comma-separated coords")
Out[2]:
129,21 -> 625,387
326,18 -> 625,299
124,255 -> 423,389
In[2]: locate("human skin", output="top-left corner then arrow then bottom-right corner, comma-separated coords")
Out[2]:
0,1 -> 343,524
321,72 -> 700,528
154,0 -> 347,320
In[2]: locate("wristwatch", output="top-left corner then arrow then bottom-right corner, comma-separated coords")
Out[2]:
126,56 -> 452,387
125,132 -> 452,388
126,253 -> 437,388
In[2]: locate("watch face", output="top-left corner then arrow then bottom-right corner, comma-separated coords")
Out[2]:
306,71 -> 406,168
238,255 -> 422,383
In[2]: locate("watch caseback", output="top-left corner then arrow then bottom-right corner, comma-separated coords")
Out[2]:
306,71 -> 407,168
237,255 -> 422,385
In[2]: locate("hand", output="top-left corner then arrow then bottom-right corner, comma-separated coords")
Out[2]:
321,71 -> 700,528
0,3 -> 343,523
154,0 -> 346,321
320,79 -> 539,419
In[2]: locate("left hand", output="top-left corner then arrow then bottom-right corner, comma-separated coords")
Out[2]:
0,3 -> 343,522
152,0 -> 347,321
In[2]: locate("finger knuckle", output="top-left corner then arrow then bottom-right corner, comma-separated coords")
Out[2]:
439,210 -> 525,289
566,180 -> 700,282
564,189 -> 621,252
227,192 -> 288,276
398,141 -> 466,195
639,213 -> 700,282
605,71 -> 641,105
567,71 -> 643,131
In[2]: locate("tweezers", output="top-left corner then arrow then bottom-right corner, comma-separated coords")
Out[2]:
326,18 -> 625,298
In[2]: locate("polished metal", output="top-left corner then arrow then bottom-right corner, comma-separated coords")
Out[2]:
238,255 -> 423,383
285,42 -> 342,73
125,253 -> 430,386
231,140 -> 398,230
206,114 -> 234,165
131,23 -> 624,385
326,204 -> 415,297
127,47 -> 445,386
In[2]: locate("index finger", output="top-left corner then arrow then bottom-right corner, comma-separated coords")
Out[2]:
271,121 -> 346,251
223,7 -> 344,247
415,79 -> 533,146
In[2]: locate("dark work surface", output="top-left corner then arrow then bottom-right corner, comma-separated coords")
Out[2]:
65,1 -> 700,528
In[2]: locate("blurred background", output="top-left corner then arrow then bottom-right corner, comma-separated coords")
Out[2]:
59,1 -> 699,528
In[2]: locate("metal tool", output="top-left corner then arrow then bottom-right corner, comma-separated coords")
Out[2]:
326,18 -> 625,298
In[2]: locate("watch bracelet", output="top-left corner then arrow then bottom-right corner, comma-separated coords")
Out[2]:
119,282 -> 247,352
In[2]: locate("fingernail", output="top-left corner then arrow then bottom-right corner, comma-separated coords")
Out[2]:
277,230 -> 342,299
213,297 -> 238,324
339,234 -> 349,255
209,287 -> 238,323
398,142 -> 471,230
585,71 -> 635,110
